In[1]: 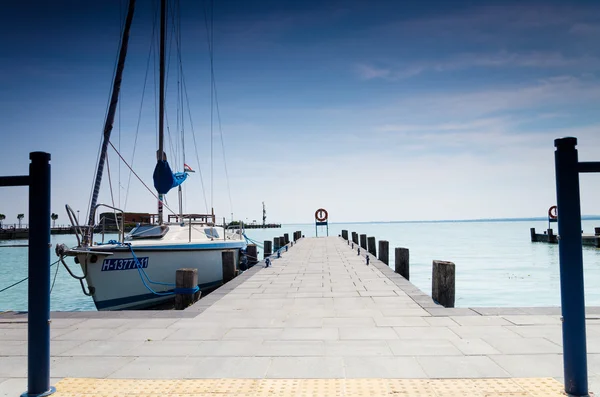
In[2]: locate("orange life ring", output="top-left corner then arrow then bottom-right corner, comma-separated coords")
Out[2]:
548,205 -> 558,219
315,208 -> 328,222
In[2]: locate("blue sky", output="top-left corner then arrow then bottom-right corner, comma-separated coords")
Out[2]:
0,0 -> 599,225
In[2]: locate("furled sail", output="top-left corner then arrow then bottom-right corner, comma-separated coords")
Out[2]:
153,160 -> 188,195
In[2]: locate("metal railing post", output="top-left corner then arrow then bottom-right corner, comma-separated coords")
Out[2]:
24,153 -> 54,396
554,137 -> 588,396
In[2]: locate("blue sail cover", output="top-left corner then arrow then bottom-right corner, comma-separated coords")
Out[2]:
153,160 -> 188,194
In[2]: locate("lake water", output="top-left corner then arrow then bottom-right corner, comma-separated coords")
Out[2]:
1,220 -> 599,311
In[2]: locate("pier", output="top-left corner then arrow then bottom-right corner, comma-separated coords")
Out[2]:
530,227 -> 600,247
2,236 -> 599,396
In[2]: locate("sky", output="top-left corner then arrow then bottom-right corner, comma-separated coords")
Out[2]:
0,0 -> 599,225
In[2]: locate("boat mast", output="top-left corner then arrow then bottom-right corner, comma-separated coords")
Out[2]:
262,202 -> 266,227
157,0 -> 166,225
84,0 -> 136,245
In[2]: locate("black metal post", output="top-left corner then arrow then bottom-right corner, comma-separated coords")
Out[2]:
554,137 -> 587,396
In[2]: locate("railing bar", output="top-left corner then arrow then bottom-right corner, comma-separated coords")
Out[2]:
0,175 -> 30,187
578,162 -> 600,173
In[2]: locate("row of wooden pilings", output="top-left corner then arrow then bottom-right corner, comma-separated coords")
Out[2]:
341,230 -> 456,308
175,231 -> 303,309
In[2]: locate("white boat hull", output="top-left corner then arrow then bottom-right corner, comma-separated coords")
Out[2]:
76,241 -> 245,310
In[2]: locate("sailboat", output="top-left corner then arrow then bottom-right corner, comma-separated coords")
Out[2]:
55,0 -> 246,311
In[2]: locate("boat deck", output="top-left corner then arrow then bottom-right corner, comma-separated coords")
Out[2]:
2,236 -> 600,396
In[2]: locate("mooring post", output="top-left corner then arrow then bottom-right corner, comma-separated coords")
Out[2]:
284,233 -> 289,244
247,244 -> 258,267
367,236 -> 376,256
359,234 -> 367,250
264,240 -> 272,258
273,237 -> 280,251
432,260 -> 455,308
279,236 -> 285,248
221,250 -> 236,283
27,152 -> 54,397
530,227 -> 536,242
595,227 -> 600,236
395,247 -> 409,279
175,268 -> 199,310
555,137 -> 588,396
547,228 -> 555,243
341,230 -> 348,240
352,232 -> 358,244
378,240 -> 389,265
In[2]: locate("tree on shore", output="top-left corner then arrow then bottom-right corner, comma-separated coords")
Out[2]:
17,214 -> 24,228
51,213 -> 58,227
0,214 -> 5,228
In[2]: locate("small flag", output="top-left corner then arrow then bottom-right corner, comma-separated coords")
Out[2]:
184,163 -> 195,173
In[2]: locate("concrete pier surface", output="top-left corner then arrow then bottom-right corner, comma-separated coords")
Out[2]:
2,236 -> 600,396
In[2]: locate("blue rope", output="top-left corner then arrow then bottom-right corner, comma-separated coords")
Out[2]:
124,244 -> 176,297
174,286 -> 200,295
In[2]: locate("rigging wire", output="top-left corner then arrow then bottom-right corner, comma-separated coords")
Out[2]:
124,0 -> 159,211
87,1 -> 129,223
202,0 -> 234,215
109,141 -> 178,216
210,0 -> 214,214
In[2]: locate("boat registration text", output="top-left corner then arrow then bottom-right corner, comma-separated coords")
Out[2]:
101,257 -> 149,271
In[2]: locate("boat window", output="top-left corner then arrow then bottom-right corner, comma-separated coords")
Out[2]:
204,228 -> 219,238
128,225 -> 169,239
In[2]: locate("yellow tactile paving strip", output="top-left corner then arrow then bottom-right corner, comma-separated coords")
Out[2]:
53,377 -> 573,396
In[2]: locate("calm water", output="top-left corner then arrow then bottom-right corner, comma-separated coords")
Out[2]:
1,220 -> 599,311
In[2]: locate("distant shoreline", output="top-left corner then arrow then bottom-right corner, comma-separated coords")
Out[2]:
282,216 -> 600,226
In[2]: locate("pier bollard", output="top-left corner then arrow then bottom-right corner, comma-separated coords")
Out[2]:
366,255 -> 370,265
548,228 -> 557,243
352,232 -> 358,244
175,268 -> 199,310
367,237 -> 376,256
432,260 -> 455,308
284,233 -> 289,244
264,240 -> 272,258
360,234 -> 367,250
222,251 -> 236,283
274,237 -> 280,251
530,227 -> 537,242
341,230 -> 348,240
395,248 -> 409,280
378,240 -> 389,265
279,236 -> 285,247
247,244 -> 258,267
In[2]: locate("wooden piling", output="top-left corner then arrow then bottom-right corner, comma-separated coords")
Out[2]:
530,227 -> 537,242
432,260 -> 455,308
274,237 -> 280,251
360,234 -> 367,250
284,233 -> 289,244
378,240 -> 389,265
352,232 -> 358,244
264,240 -> 272,258
595,227 -> 600,236
175,268 -> 199,310
222,251 -> 236,283
341,230 -> 348,240
395,248 -> 409,280
367,237 -> 376,256
547,228 -> 557,243
246,244 -> 258,267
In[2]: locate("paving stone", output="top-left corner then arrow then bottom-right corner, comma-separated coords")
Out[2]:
417,356 -> 510,378
388,339 -> 463,356
339,327 -> 398,340
449,338 -> 501,355
324,340 -> 393,357
51,356 -> 134,378
107,357 -> 199,379
266,357 -> 344,378
482,337 -> 562,354
185,357 -> 272,378
257,341 -> 325,357
280,328 -> 339,341
344,356 -> 427,378
490,354 -> 564,377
